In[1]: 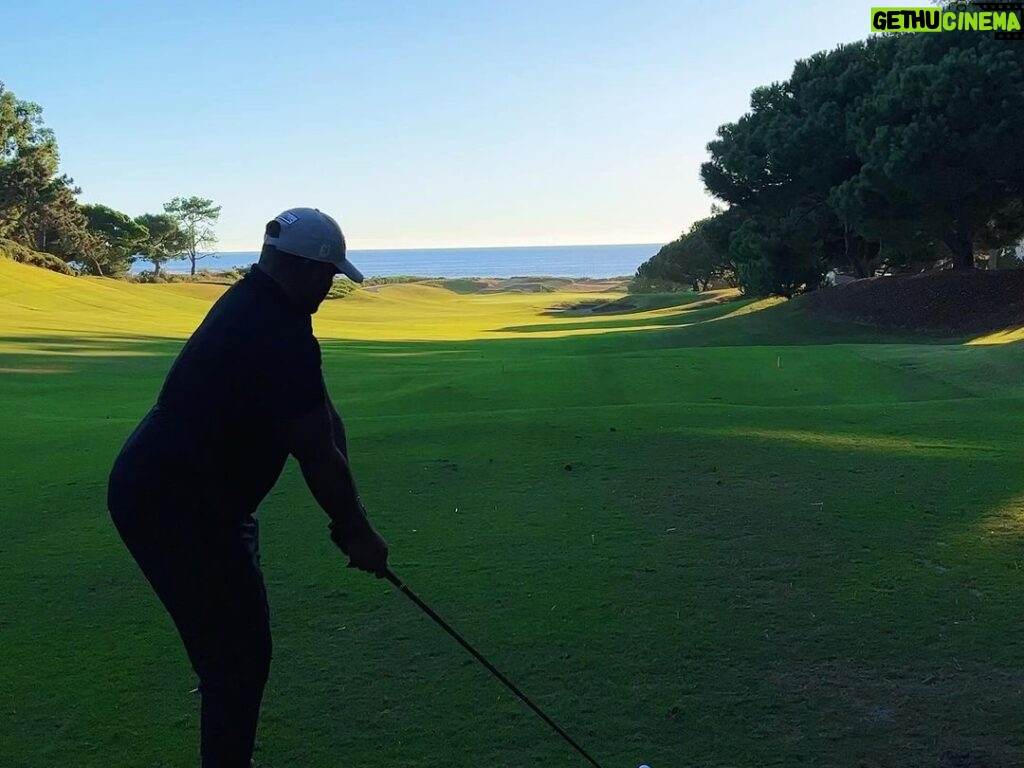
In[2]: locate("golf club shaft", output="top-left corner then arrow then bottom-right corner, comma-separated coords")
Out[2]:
384,568 -> 604,768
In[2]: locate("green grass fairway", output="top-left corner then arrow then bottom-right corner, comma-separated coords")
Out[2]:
2,258 -> 1023,767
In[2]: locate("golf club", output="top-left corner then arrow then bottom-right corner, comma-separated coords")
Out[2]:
383,568 -> 607,768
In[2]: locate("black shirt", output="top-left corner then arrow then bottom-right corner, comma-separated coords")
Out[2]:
108,265 -> 325,523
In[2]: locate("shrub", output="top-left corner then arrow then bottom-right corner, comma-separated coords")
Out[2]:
0,239 -> 77,275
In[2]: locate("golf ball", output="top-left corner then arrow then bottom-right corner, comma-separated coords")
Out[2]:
639,765 -> 651,768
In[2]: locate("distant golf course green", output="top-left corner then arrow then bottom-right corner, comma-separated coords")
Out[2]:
2,257 -> 1023,767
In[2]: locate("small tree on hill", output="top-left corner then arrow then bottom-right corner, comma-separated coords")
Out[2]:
79,204 -> 148,277
164,196 -> 221,276
135,212 -> 187,278
635,214 -> 733,292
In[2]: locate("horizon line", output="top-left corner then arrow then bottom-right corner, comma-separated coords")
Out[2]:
209,241 -> 664,255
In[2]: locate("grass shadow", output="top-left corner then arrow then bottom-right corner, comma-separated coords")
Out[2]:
495,296 -> 757,334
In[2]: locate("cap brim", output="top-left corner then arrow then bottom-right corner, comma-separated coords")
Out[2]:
336,257 -> 364,283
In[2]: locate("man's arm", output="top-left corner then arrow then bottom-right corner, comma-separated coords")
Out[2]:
325,392 -> 349,460
275,400 -> 388,573
254,330 -> 386,573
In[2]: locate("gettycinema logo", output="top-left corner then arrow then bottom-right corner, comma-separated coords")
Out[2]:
871,2 -> 1024,38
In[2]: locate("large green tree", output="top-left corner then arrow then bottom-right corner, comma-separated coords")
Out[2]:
701,32 -> 1024,295
0,82 -> 91,259
134,212 -> 187,277
701,38 -> 905,294
164,196 -> 221,275
77,204 -> 148,277
836,33 -> 1024,269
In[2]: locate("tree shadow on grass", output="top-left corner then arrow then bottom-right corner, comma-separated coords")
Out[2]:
539,290 -> 719,317
495,296 -> 751,334
0,334 -> 186,358
610,414 -> 1024,766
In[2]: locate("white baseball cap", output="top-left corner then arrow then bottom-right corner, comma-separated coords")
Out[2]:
263,207 -> 364,283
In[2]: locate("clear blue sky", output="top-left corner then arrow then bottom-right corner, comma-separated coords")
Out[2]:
2,1 -> 915,250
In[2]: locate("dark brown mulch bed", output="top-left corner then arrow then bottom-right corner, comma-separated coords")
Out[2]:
798,270 -> 1024,334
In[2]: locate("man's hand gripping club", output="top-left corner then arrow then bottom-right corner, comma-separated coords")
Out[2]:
277,397 -> 389,576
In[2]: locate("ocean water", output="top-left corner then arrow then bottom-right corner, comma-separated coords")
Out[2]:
134,243 -> 660,279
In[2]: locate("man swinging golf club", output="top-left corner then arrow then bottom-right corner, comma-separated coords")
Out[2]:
107,207 -> 388,767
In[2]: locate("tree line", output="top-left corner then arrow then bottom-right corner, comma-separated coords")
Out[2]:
637,30 -> 1024,297
0,82 -> 221,278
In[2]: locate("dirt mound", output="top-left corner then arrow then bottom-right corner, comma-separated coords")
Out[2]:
800,270 -> 1024,334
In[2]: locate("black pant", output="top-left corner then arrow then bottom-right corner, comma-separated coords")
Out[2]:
110,499 -> 271,768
